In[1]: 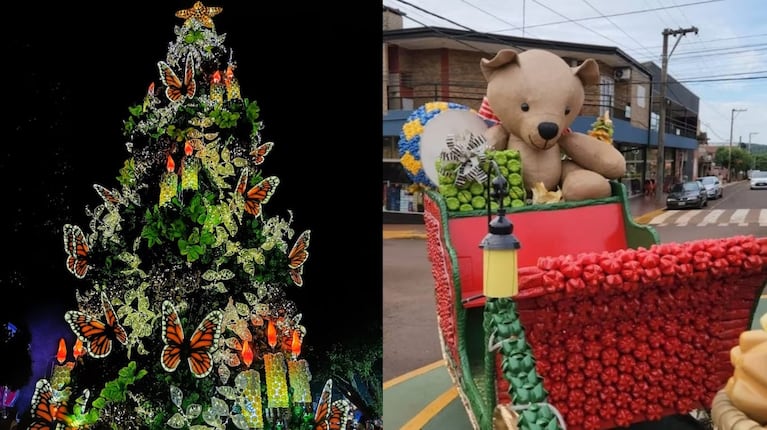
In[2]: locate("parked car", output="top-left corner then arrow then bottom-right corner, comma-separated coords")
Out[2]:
698,175 -> 723,199
750,170 -> 767,190
666,180 -> 708,209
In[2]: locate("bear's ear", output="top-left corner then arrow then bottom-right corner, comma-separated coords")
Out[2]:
573,58 -> 600,86
480,49 -> 519,82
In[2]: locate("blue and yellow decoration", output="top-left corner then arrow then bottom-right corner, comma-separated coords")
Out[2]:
398,102 -> 473,187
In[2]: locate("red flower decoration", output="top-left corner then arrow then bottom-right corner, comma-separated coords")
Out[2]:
632,361 -> 651,380
633,343 -> 651,362
600,256 -> 622,275
566,371 -> 585,389
601,366 -> 619,385
617,354 -> 636,373
584,340 -> 602,359
601,347 -> 620,366
583,378 -> 602,396
614,409 -> 635,428
584,359 -> 603,378
542,269 -> 565,292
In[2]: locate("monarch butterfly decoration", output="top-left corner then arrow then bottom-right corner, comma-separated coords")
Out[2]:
313,379 -> 351,430
288,230 -> 310,287
92,183 -> 125,211
235,169 -> 280,217
249,141 -> 273,165
161,300 -> 223,379
65,292 -> 129,359
158,53 -> 196,102
26,379 -> 72,430
63,224 -> 90,279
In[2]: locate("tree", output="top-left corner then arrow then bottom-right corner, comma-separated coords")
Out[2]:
17,5 -> 345,430
714,146 -> 752,178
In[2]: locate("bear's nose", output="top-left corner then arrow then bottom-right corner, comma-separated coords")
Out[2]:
538,122 -> 559,140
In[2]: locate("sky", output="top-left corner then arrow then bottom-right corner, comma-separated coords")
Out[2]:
383,0 -> 767,147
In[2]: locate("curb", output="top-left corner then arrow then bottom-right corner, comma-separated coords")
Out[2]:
383,231 -> 428,240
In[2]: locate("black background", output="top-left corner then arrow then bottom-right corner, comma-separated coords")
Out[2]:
2,1 -> 381,383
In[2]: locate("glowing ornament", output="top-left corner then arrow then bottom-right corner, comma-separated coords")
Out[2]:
73,338 -> 85,360
210,71 -> 225,105
287,359 -> 311,404
224,65 -> 241,101
241,340 -> 254,368
236,370 -> 264,429
291,329 -> 302,359
267,320 -> 277,349
264,352 -> 289,408
159,155 -> 178,206
56,338 -> 67,364
181,141 -> 199,191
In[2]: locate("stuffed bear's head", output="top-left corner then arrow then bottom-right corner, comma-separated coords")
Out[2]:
480,49 -> 599,151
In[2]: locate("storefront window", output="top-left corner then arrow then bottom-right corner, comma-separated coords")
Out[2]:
620,146 -> 645,196
383,136 -> 399,160
383,157 -> 424,214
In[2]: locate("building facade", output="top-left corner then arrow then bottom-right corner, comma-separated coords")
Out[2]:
382,6 -> 700,221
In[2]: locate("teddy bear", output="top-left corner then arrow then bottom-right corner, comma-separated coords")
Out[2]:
479,48 -> 626,201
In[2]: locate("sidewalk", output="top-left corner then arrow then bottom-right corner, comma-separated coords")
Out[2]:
383,193 -> 667,240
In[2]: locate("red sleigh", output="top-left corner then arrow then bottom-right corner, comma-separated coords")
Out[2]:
422,181 -> 767,430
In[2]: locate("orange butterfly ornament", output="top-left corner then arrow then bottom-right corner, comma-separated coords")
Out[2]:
161,300 -> 223,379
158,53 -> 196,102
27,379 -> 72,430
288,230 -> 310,287
63,224 -> 90,279
65,292 -> 128,359
250,141 -> 273,165
235,169 -> 280,217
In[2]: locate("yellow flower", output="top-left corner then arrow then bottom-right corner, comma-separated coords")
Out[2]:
400,152 -> 422,175
402,119 -> 423,141
425,101 -> 448,112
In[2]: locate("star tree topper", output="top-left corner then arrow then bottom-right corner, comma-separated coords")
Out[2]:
175,1 -> 223,29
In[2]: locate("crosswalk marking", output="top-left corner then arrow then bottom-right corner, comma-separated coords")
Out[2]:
648,211 -> 676,225
646,208 -> 767,227
726,209 -> 750,227
697,209 -> 725,226
675,209 -> 703,227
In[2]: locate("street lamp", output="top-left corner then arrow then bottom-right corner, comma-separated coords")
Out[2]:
749,132 -> 759,171
728,108 -> 747,181
479,161 -> 521,298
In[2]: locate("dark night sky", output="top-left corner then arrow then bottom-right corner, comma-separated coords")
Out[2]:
3,1 -> 381,372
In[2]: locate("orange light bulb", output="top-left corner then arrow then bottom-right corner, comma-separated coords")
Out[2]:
56,338 -> 67,364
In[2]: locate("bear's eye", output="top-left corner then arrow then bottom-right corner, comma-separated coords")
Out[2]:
565,107 -> 571,115
521,103 -> 529,112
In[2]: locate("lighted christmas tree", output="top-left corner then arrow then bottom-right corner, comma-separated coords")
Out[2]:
18,3 -> 340,429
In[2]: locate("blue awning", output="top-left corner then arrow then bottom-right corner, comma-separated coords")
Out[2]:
383,109 -> 413,137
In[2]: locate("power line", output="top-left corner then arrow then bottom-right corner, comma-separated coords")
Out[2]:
580,0 -> 657,62
490,0 -> 722,33
530,0 -> 628,48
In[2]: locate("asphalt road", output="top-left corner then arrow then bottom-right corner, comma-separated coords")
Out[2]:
382,238 -> 442,381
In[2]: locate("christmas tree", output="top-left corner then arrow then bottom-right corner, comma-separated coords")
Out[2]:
17,3 -> 345,429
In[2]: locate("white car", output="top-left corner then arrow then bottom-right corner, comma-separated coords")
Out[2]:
750,170 -> 767,190
698,176 -> 723,199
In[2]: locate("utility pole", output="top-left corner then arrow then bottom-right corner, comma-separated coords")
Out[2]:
656,26 -> 698,205
728,108 -> 747,182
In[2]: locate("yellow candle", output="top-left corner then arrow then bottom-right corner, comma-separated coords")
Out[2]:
288,359 -> 312,404
159,155 -> 178,206
264,353 -> 289,408
181,142 -> 199,191
238,369 -> 264,429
